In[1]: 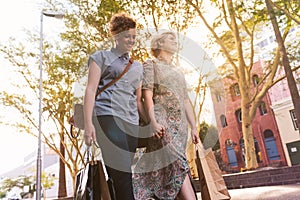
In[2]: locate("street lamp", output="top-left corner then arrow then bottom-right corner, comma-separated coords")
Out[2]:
37,10 -> 64,200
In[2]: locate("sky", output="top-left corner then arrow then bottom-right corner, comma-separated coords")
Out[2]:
0,0 -> 63,175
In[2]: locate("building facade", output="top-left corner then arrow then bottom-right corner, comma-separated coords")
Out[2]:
210,61 -> 287,172
268,67 -> 300,166
255,24 -> 300,167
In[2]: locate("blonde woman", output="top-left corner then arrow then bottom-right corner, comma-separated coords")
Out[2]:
133,32 -> 200,200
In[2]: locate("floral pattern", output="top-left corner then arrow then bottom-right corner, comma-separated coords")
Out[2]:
133,59 -> 191,199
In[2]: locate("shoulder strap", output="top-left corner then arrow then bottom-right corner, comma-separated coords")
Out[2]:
152,60 -> 159,87
95,57 -> 134,98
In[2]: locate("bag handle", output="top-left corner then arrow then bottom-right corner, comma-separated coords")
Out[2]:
84,141 -> 100,164
195,143 -> 205,158
88,141 -> 113,200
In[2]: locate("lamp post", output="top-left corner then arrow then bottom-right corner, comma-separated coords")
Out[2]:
37,10 -> 64,200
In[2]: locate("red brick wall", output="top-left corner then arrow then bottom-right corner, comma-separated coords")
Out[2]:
211,61 -> 287,171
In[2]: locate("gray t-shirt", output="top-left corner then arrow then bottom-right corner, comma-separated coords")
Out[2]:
88,48 -> 143,125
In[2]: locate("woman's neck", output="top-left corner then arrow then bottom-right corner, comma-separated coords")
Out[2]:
157,52 -> 173,64
114,48 -> 128,56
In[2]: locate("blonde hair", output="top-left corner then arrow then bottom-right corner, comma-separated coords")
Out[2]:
150,31 -> 176,58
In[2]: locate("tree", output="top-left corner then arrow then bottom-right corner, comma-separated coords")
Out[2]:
183,0 -> 296,169
265,0 -> 300,133
0,191 -> 6,199
0,31 -> 81,198
199,121 -> 220,151
185,58 -> 216,178
269,0 -> 300,24
0,175 -> 32,197
128,0 -> 196,33
42,173 -> 56,200
0,173 -> 55,199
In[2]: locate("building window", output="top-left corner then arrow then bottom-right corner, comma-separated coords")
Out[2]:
235,109 -> 242,123
253,74 -> 260,86
290,109 -> 299,130
225,139 -> 234,147
216,92 -> 222,102
264,129 -> 274,138
269,35 -> 275,43
258,39 -> 268,48
233,83 -> 240,96
220,115 -> 228,127
259,101 -> 268,115
289,27 -> 295,33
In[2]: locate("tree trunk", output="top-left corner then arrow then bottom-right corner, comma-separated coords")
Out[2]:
265,0 -> 300,133
58,140 -> 67,198
242,106 -> 259,169
242,124 -> 258,169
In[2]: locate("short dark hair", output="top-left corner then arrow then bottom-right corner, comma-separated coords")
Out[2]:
109,12 -> 136,36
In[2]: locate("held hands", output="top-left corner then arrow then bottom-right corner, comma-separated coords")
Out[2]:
151,121 -> 165,139
83,124 -> 97,146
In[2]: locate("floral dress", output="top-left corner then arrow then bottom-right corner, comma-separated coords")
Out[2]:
133,59 -> 192,200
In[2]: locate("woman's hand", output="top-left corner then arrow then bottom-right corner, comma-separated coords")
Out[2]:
83,123 -> 97,146
151,121 -> 165,139
191,128 -> 200,144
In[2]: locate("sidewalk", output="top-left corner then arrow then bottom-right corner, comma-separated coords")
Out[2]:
196,184 -> 300,200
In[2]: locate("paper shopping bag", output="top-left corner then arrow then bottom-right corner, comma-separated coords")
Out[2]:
196,145 -> 231,200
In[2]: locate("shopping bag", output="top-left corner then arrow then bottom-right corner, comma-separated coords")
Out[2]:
196,144 -> 231,200
74,143 -> 116,200
73,103 -> 85,130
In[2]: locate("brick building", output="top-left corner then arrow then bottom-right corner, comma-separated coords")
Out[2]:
210,60 -> 287,172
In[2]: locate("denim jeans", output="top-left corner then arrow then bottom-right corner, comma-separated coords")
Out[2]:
95,115 -> 138,200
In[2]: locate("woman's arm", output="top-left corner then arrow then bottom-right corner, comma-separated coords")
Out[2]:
83,60 -> 101,145
143,89 -> 155,123
184,98 -> 200,144
143,89 -> 165,138
136,82 -> 149,124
